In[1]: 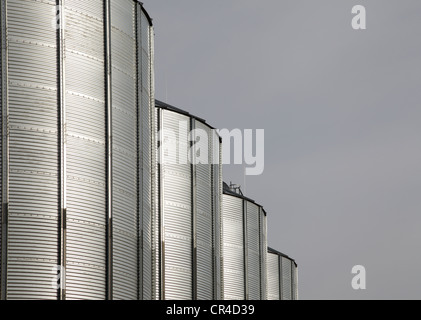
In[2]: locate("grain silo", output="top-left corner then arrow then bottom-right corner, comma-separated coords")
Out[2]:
154,100 -> 223,300
222,182 -> 267,300
0,0 -> 155,300
267,247 -> 298,300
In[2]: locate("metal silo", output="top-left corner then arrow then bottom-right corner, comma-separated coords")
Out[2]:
155,100 -> 223,300
267,247 -> 298,300
0,0 -> 155,300
222,183 -> 267,300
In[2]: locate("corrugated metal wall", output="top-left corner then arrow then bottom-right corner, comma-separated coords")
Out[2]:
110,0 -> 138,300
195,121 -> 213,300
160,110 -> 192,300
267,252 -> 280,300
0,0 -> 297,302
140,9 -> 154,301
281,256 -> 292,300
0,0 -> 4,300
292,262 -> 299,300
222,195 -> 244,300
212,130 -> 223,300
259,210 -> 267,300
0,0 -> 154,300
64,0 -> 107,300
153,107 -> 160,300
6,0 -> 59,300
222,193 -> 267,300
247,202 -> 261,300
156,107 -> 222,300
267,250 -> 298,300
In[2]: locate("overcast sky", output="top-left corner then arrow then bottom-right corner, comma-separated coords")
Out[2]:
145,0 -> 421,299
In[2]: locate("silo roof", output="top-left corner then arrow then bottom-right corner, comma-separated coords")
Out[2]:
268,247 -> 298,267
155,100 -> 222,144
155,100 -> 208,126
223,182 -> 267,216
139,2 -> 154,26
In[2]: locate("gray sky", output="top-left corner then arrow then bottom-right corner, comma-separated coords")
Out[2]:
146,0 -> 421,299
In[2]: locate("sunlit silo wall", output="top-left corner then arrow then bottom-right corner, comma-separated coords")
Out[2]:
155,100 -> 223,300
222,183 -> 267,300
0,0 -> 155,300
267,248 -> 298,300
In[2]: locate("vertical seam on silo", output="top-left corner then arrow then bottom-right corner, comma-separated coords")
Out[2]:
158,108 -> 164,300
278,256 -> 282,300
57,0 -> 67,301
0,0 -> 3,300
135,3 -> 141,301
149,20 -> 156,302
191,118 -> 197,300
105,0 -> 113,301
294,264 -> 300,300
0,0 -> 2,300
213,132 -> 221,300
258,208 -> 262,299
243,200 -> 248,300
279,256 -> 283,300
291,260 -> 294,301
211,133 -> 215,299
265,215 -> 268,299
261,213 -> 264,300
0,0 -> 1,299
261,210 -> 266,300
0,0 -> 8,301
219,139 -> 223,299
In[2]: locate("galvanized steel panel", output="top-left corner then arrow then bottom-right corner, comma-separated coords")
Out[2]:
0,0 -> 155,301
195,121 -> 213,300
161,110 -> 192,300
141,107 -> 153,300
246,202 -> 260,300
149,25 -> 156,300
63,2 -> 104,57
149,110 -> 221,300
65,0 -> 103,21
153,107 -> 160,300
141,100 -> 152,300
292,263 -> 298,300
164,235 -> 191,300
222,194 -> 244,300
140,13 -> 150,96
0,6 -> 3,297
6,0 -> 59,300
212,130 -> 222,300
216,133 -> 223,299
267,252 -> 280,300
260,210 -> 267,300
1,0 -> 7,300
139,9 -> 153,300
7,0 -> 56,45
281,257 -> 292,300
111,0 -> 138,301
64,2 -> 106,300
